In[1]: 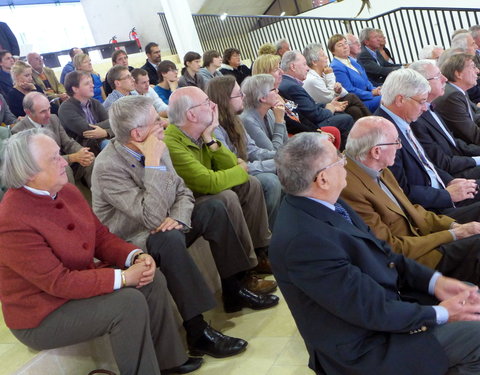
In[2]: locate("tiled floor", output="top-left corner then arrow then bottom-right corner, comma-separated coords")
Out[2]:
0,276 -> 313,375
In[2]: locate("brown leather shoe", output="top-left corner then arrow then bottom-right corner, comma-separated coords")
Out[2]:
243,274 -> 277,294
252,254 -> 273,274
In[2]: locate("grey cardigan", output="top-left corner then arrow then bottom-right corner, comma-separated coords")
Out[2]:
240,108 -> 288,151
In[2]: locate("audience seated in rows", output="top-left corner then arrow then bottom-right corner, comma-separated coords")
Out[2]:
28,52 -> 68,104
178,51 -> 206,91
103,65 -> 135,110
0,128 -> 203,375
103,49 -> 134,96
219,48 -> 251,85
279,51 -> 353,149
198,50 -> 223,85
141,42 -> 162,85
357,27 -> 402,86
13,92 -> 94,187
342,116 -> 480,281
131,68 -> 168,116
208,75 -> 282,229
164,86 -> 279,287
303,42 -> 371,120
60,47 -> 82,84
59,71 -> 111,155
377,69 -> 480,219
153,60 -> 178,105
410,59 -> 480,180
0,50 -> 14,97
91,94 -> 262,361
73,53 -> 104,103
269,131 -> 480,375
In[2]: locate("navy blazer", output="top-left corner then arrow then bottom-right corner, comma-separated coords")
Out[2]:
269,195 -> 448,375
357,46 -> 401,86
278,75 -> 333,125
412,109 -> 480,177
375,107 -> 454,210
141,59 -> 159,86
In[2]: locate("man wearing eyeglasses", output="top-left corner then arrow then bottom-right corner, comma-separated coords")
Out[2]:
376,69 -> 480,222
270,131 -> 480,375
341,116 -> 480,285
410,60 -> 480,180
103,65 -> 136,111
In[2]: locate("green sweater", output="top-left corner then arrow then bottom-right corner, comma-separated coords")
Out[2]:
164,124 -> 249,194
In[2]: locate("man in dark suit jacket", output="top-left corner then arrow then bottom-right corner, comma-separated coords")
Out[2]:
0,22 -> 18,56
279,51 -> 353,149
410,60 -> 480,180
141,42 -> 162,85
357,28 -> 402,86
270,131 -> 480,375
376,69 -> 480,221
433,53 -> 480,145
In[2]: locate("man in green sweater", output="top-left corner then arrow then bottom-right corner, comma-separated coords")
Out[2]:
164,86 -> 278,312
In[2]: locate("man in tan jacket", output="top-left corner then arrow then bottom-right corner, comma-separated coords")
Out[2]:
341,116 -> 480,283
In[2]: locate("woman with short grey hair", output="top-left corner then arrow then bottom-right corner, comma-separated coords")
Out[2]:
240,74 -> 288,152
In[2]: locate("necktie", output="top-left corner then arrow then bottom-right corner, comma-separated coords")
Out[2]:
405,129 -> 446,188
334,202 -> 352,224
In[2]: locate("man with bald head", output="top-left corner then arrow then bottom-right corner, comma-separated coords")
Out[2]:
12,92 -> 94,186
27,52 -> 68,103
164,86 -> 279,312
341,116 -> 480,283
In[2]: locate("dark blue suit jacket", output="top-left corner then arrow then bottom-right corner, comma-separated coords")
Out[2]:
357,46 -> 401,86
375,107 -> 454,210
412,109 -> 480,178
278,75 -> 333,125
269,195 -> 448,375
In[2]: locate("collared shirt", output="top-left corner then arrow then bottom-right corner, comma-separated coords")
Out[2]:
307,193 -> 448,324
27,116 -> 44,129
120,144 -> 167,171
365,46 -> 379,64
449,82 -> 474,120
381,105 -> 441,189
80,99 -> 98,125
283,73 -> 304,86
179,128 -> 204,147
426,103 -> 456,146
132,86 -> 168,113
103,89 -> 131,111
335,56 -> 359,73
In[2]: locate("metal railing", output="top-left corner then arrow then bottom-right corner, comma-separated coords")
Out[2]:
158,7 -> 480,64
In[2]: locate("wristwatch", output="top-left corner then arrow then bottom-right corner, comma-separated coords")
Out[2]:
205,139 -> 218,147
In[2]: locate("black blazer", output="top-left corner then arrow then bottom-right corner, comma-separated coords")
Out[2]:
412,109 -> 480,178
375,107 -> 454,210
141,59 -> 159,85
357,46 -> 401,86
269,194 -> 448,375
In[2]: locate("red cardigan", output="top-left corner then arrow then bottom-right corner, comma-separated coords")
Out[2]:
0,184 -> 137,329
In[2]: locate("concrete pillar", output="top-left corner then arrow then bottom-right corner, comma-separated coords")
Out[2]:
159,0 -> 203,60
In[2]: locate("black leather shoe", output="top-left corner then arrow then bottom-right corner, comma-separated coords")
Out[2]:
223,288 -> 279,313
188,325 -> 248,358
162,357 -> 203,374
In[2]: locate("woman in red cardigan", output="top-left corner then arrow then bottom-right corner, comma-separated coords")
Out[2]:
0,129 -> 202,375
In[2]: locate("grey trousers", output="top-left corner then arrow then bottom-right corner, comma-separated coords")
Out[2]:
66,162 -> 93,188
231,175 -> 271,249
432,321 -> 480,375
11,270 -> 187,375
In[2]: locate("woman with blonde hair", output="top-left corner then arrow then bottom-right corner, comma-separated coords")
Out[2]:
7,60 -> 43,117
73,53 -> 104,103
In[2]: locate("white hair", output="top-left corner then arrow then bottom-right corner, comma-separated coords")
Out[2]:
381,69 -> 430,106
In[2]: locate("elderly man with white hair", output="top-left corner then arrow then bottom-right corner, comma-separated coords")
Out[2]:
375,68 -> 480,220
0,128 -> 201,375
418,45 -> 444,60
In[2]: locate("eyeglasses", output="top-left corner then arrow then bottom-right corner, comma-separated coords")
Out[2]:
427,74 -> 442,81
406,96 -> 428,106
188,98 -> 211,110
119,74 -> 133,80
313,152 -> 347,182
375,137 -> 402,147
230,91 -> 244,99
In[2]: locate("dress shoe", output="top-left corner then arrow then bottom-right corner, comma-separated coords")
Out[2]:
252,253 -> 273,274
243,274 -> 277,294
162,357 -> 203,374
188,325 -> 248,358
224,287 -> 279,313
